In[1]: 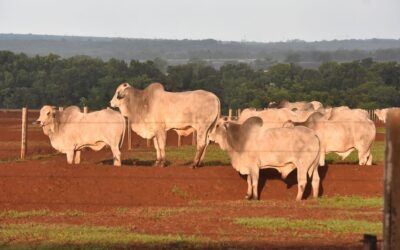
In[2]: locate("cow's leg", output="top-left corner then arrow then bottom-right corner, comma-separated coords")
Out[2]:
111,146 -> 122,166
311,167 -> 320,199
245,175 -> 253,200
250,168 -> 260,200
296,165 -> 307,201
318,151 -> 326,166
192,128 -> 207,168
153,136 -> 161,166
66,150 -> 74,164
358,149 -> 369,165
74,150 -> 81,164
155,132 -> 167,167
367,152 -> 373,165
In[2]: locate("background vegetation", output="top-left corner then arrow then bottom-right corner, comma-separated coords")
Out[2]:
0,50 -> 399,112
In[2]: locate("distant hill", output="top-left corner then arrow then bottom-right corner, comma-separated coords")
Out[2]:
1,33 -> 400,67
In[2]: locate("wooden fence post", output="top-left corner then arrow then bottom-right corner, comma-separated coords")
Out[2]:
228,109 -> 232,121
384,108 -> 400,249
127,118 -> 132,150
83,106 -> 88,114
58,107 -> 64,112
178,134 -> 182,147
20,107 -> 27,160
237,108 -> 241,119
192,130 -> 197,146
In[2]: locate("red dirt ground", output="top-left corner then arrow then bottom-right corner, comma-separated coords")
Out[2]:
0,109 -> 385,249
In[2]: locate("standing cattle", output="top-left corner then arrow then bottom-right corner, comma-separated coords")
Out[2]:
295,107 -> 376,166
110,82 -> 220,167
36,105 -> 126,166
209,117 -> 320,201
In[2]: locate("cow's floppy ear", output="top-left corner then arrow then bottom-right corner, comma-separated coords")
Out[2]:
117,90 -> 126,100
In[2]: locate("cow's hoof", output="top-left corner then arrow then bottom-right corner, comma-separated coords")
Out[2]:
160,161 -> 167,168
245,195 -> 252,200
251,196 -> 259,201
153,160 -> 160,167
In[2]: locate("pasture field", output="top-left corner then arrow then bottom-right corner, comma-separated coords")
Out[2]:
0,109 -> 384,249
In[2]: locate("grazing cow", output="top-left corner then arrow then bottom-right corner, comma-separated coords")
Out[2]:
209,117 -> 320,201
36,105 -> 126,166
110,82 -> 220,167
294,107 -> 376,166
268,100 -> 323,111
238,107 -> 319,128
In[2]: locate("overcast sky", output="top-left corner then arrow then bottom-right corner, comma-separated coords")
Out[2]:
0,0 -> 399,42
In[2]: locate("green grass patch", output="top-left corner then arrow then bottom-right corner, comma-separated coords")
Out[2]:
0,209 -> 85,219
171,185 -> 189,199
325,141 -> 384,164
0,223 -> 206,248
376,127 -> 385,134
123,144 -> 230,166
315,196 -> 383,209
0,209 -> 50,219
234,217 -> 382,235
152,207 -> 211,219
164,144 -> 230,165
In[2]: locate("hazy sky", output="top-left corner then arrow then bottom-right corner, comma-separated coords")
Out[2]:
0,0 -> 399,42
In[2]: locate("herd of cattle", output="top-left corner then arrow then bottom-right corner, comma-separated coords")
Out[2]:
35,82 -> 389,201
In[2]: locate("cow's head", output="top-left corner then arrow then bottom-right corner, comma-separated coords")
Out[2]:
36,105 -> 59,135
209,118 -> 230,150
110,83 -> 131,114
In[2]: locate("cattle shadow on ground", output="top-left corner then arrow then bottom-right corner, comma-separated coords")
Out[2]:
254,165 -> 330,200
181,160 -> 231,167
99,158 -> 169,167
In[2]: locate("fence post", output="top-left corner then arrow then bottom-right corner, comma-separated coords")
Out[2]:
83,106 -> 88,114
192,130 -> 197,146
384,108 -> 400,250
178,134 -> 182,147
58,107 -> 64,112
127,118 -> 132,150
237,108 -> 241,119
21,107 -> 27,160
228,109 -> 232,121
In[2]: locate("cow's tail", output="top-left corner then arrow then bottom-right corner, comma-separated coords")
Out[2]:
119,115 -> 127,150
308,135 -> 321,178
206,96 -> 221,140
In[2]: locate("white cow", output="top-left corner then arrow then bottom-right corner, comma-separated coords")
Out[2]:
36,105 -> 126,166
209,117 -> 321,201
295,107 -> 376,166
110,82 -> 220,168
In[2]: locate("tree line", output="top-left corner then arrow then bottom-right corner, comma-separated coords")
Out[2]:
0,50 -> 399,113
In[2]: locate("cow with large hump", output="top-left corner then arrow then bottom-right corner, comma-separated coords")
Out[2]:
209,117 -> 321,201
36,105 -> 126,166
110,82 -> 220,168
293,107 -> 376,166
